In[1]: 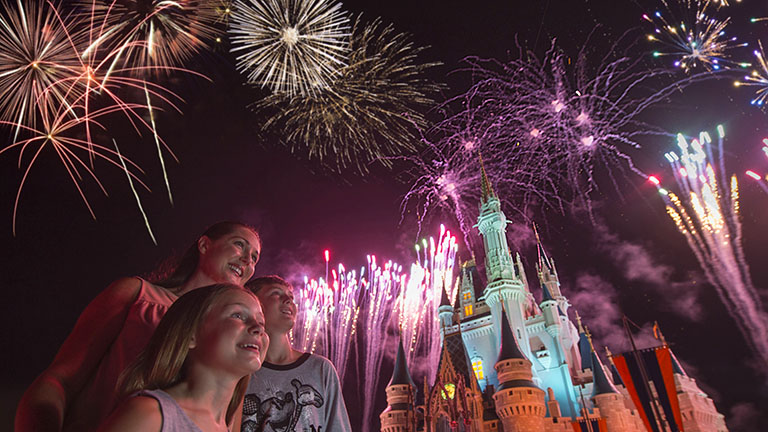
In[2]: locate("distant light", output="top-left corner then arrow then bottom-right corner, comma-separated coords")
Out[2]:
324,250 -> 330,262
648,175 -> 661,185
746,170 -> 761,180
716,125 -> 725,138
658,188 -> 669,196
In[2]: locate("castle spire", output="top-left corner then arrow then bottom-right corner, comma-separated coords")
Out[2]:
479,153 -> 497,203
534,223 -> 552,273
388,335 -> 416,388
541,283 -> 554,303
439,287 -> 451,307
497,306 -> 527,363
590,347 -> 618,396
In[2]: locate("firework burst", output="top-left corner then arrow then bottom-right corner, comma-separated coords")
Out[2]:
653,126 -> 768,366
80,0 -> 220,71
0,0 -> 85,132
253,16 -> 443,173
643,0 -> 749,72
734,40 -> 768,107
229,0 -> 351,97
403,31 -> 707,239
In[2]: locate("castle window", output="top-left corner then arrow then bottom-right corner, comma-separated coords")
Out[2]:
464,304 -> 473,316
472,358 -> 484,380
463,291 -> 471,301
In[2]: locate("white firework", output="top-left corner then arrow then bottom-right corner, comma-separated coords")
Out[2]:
229,0 -> 350,96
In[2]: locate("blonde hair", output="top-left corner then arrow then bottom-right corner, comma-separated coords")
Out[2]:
120,284 -> 257,423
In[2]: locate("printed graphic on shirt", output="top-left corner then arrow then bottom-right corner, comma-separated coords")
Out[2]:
242,378 -> 324,432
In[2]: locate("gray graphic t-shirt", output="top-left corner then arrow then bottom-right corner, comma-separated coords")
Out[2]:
241,353 -> 352,432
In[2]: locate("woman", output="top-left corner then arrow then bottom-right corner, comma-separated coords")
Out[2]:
98,284 -> 269,432
15,222 -> 262,432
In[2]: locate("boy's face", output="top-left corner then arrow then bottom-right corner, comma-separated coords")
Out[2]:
256,283 -> 298,333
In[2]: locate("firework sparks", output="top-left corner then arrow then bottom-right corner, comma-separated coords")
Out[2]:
643,0 -> 749,72
654,126 -> 768,366
252,16 -> 443,173
0,0 -> 85,134
734,41 -> 768,107
80,0 -> 219,71
292,227 -> 458,432
742,139 -> 768,194
229,0 -> 351,97
0,90 -> 150,235
403,31 -> 707,240
0,1 -> 201,236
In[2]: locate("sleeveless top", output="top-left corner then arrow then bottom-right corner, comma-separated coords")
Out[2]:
63,277 -> 176,432
135,389 -> 204,432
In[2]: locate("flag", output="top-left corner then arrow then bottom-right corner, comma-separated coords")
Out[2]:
612,346 -> 684,432
570,417 -> 607,432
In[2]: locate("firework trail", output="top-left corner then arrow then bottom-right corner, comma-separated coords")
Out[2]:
0,89 -> 150,234
252,16 -> 443,174
77,0 -> 217,203
403,31 -> 711,241
293,255 -> 362,381
229,0 -> 351,97
398,225 -> 458,386
654,126 -> 768,367
643,0 -> 749,72
292,227 -> 458,431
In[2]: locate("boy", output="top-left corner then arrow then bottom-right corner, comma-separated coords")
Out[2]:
239,276 -> 352,432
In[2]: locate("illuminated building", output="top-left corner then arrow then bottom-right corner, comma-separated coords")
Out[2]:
380,167 -> 728,432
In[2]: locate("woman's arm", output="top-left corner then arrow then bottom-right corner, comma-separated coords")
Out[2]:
15,277 -> 143,432
96,396 -> 162,432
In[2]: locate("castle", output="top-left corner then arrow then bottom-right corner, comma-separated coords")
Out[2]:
379,167 -> 728,432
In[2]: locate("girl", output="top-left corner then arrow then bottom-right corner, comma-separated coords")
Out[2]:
98,284 -> 269,432
15,222 -> 262,432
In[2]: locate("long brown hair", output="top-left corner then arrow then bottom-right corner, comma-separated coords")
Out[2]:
154,221 -> 260,289
120,284 -> 258,423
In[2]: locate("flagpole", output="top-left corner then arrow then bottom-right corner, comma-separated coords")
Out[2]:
578,385 -> 594,432
622,315 -> 669,432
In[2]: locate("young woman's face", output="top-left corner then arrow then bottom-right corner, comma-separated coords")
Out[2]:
191,289 -> 269,376
198,226 -> 261,285
256,283 -> 298,334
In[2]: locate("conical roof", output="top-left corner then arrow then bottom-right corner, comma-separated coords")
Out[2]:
497,307 -> 527,363
388,336 -> 416,388
541,283 -> 554,303
439,287 -> 451,308
591,350 -> 618,396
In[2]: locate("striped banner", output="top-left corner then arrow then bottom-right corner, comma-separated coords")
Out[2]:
570,417 -> 607,432
613,346 -> 684,432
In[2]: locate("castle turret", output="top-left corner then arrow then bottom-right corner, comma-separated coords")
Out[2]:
541,284 -> 559,330
535,226 -> 569,314
380,336 -> 416,432
590,348 -> 643,432
538,285 -> 581,418
492,308 -> 546,432
546,387 -> 562,419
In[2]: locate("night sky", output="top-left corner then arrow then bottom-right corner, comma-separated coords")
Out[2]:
2,0 -> 768,430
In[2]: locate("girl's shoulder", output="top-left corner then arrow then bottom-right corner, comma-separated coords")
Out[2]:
98,394 -> 162,431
